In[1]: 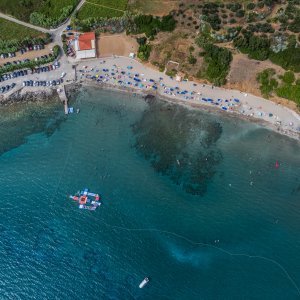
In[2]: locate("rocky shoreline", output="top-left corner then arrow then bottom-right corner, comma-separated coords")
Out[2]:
0,88 -> 59,106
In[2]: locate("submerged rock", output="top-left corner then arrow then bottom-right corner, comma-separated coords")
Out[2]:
132,100 -> 223,196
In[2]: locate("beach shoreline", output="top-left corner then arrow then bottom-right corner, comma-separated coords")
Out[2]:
1,56 -> 300,141
2,79 -> 300,142
74,80 -> 300,141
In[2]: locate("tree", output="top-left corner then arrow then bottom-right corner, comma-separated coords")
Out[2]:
52,45 -> 61,58
188,55 -> 197,65
281,71 -> 295,85
137,44 -> 151,61
247,3 -> 255,10
257,68 -> 278,98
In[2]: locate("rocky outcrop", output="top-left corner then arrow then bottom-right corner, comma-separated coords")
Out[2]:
0,88 -> 59,106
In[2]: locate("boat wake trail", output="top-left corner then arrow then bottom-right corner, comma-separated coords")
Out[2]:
102,221 -> 300,296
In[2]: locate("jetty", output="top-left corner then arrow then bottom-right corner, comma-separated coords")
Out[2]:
58,85 -> 69,114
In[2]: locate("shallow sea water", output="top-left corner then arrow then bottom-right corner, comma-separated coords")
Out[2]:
0,87 -> 300,299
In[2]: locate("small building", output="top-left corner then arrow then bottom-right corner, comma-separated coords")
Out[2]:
74,32 -> 96,59
175,75 -> 182,82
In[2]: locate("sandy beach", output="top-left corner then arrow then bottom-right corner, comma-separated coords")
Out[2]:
74,56 -> 300,140
2,55 -> 300,140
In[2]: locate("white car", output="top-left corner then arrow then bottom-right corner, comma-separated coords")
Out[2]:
61,72 -> 66,78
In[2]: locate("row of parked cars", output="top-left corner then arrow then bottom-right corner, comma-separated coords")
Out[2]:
20,44 -> 45,54
0,83 -> 16,94
3,58 -> 30,67
23,78 -> 63,87
2,54 -> 53,67
0,52 -> 16,59
0,44 -> 46,59
34,54 -> 52,62
0,70 -> 28,82
31,62 -> 59,74
0,61 -> 60,81
66,41 -> 76,57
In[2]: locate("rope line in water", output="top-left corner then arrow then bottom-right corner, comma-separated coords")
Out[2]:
51,141 -> 73,205
101,222 -> 300,296
52,100 -> 94,205
30,94 -> 299,295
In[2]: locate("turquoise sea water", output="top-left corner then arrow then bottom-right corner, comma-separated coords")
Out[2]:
0,87 -> 300,299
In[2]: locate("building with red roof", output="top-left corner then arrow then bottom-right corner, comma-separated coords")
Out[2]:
74,32 -> 96,59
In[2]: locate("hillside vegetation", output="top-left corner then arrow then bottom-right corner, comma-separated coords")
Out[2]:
0,0 -> 79,27
0,17 -> 44,41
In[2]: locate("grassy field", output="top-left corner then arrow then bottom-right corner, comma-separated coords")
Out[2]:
0,0 -> 79,22
128,0 -> 179,16
87,0 -> 127,10
128,0 -> 252,16
77,0 -> 127,19
0,17 -> 44,41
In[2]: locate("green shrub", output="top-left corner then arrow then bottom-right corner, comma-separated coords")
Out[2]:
136,37 -> 147,45
247,3 -> 256,10
166,69 -> 177,76
159,64 -> 165,72
233,33 -> 270,60
30,5 -> 74,28
132,14 -> 176,37
52,45 -> 61,57
276,83 -> 300,106
256,68 -> 278,98
137,44 -> 151,61
226,3 -> 242,12
196,40 -> 232,86
203,14 -> 222,30
188,54 -> 197,65
269,46 -> 300,72
280,71 -> 295,85
288,15 -> 300,33
257,2 -> 264,8
236,10 -> 245,18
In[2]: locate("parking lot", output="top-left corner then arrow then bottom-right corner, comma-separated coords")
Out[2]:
0,43 -> 54,67
0,61 -> 74,97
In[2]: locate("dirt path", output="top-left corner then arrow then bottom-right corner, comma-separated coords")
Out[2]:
0,12 -> 49,33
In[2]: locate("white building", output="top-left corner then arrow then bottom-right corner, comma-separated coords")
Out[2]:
74,32 -> 96,59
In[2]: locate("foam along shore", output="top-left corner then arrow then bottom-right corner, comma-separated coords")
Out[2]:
74,56 -> 300,139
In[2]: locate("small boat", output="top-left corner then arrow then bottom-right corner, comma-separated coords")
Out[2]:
139,277 -> 149,288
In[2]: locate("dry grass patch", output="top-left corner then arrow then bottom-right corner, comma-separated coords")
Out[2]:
97,33 -> 138,57
128,0 -> 179,16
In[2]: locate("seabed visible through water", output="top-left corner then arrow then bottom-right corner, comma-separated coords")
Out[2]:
0,87 -> 299,299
